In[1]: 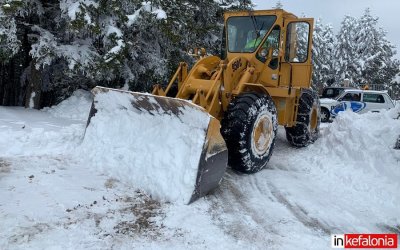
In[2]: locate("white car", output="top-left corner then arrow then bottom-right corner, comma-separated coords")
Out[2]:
320,89 -> 396,122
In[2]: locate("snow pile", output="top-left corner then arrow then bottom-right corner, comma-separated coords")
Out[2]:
304,107 -> 400,224
319,108 -> 400,180
43,89 -> 92,120
80,91 -> 210,204
0,107 -> 85,157
0,90 -> 91,157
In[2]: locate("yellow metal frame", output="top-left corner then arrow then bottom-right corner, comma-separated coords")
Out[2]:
152,9 -> 313,127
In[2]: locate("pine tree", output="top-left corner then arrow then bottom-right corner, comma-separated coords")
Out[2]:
353,8 -> 399,86
217,0 -> 253,10
0,0 -> 255,108
334,15 -> 359,85
312,18 -> 336,91
334,9 -> 399,87
0,5 -> 20,62
273,1 -> 283,9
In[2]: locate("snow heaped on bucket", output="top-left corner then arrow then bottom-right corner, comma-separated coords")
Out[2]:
81,91 -> 211,204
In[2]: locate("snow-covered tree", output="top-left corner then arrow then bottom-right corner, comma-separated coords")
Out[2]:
334,15 -> 359,85
217,0 -> 253,10
273,0 -> 283,9
312,18 -> 336,91
0,0 -> 253,108
353,8 -> 399,86
0,11 -> 19,61
390,71 -> 400,100
335,9 -> 399,86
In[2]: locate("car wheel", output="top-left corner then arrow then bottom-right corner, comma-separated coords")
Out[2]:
320,107 -> 330,123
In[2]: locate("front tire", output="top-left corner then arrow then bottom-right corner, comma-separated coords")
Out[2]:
285,89 -> 320,147
320,107 -> 330,123
221,92 -> 278,174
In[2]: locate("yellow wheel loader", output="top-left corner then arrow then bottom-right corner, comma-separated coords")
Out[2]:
87,9 -> 320,203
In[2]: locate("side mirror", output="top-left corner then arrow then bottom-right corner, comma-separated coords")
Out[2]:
272,48 -> 279,57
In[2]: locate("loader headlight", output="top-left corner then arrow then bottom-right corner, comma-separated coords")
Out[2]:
195,48 -> 206,57
260,49 -> 268,58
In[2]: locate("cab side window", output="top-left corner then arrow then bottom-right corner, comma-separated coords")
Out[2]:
285,22 -> 310,63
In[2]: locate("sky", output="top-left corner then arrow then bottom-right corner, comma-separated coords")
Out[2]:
252,0 -> 400,59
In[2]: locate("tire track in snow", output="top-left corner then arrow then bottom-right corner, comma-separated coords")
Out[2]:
209,169 -> 332,249
267,182 -> 332,235
209,171 -> 279,248
208,127 -> 335,247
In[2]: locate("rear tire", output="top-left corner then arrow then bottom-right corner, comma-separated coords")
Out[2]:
221,92 -> 278,174
285,89 -> 320,147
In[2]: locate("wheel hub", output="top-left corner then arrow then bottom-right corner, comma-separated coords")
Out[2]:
310,107 -> 318,131
252,113 -> 273,156
320,110 -> 327,120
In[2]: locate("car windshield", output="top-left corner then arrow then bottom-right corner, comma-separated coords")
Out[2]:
227,15 -> 276,53
333,90 -> 346,100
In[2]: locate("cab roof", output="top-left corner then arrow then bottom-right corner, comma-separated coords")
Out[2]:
224,9 -> 298,20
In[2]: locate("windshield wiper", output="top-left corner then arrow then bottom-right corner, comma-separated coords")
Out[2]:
248,10 -> 260,38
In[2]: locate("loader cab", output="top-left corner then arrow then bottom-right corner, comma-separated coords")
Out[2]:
223,10 -> 314,89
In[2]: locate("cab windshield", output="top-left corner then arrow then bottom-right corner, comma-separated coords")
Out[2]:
227,15 -> 276,53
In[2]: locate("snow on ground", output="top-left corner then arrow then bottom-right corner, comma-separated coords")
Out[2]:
0,91 -> 399,249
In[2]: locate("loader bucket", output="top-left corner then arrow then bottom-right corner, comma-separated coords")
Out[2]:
85,86 -> 227,204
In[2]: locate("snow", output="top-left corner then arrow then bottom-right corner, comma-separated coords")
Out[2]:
104,39 -> 125,62
127,2 -> 167,27
63,0 -> 99,21
152,9 -> 167,20
42,89 -> 92,120
29,27 -> 98,70
0,90 -> 400,249
106,25 -> 123,38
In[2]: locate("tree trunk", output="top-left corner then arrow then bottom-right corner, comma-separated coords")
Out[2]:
24,61 -> 42,109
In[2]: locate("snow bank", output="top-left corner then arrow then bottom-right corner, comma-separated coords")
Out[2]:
80,91 -> 210,204
305,107 -> 400,224
319,107 -> 400,180
0,107 -> 85,157
43,89 -> 92,120
0,90 -> 92,157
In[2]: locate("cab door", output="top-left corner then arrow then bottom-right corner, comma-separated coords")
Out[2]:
279,18 -> 314,90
